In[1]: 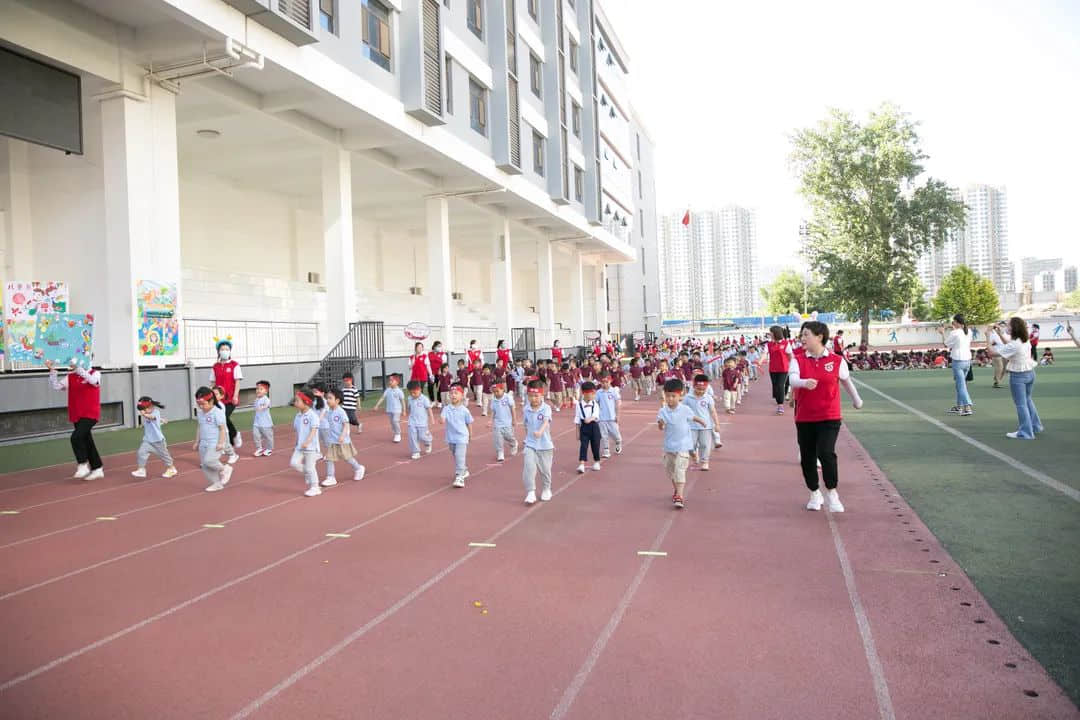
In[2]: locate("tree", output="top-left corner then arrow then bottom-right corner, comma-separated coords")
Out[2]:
790,103 -> 967,346
760,269 -> 826,315
908,282 -> 932,321
1066,288 -> 1080,309
931,265 -> 1000,325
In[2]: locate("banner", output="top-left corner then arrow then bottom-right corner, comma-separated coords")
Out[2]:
136,280 -> 180,357
33,313 -> 95,369
3,281 -> 69,363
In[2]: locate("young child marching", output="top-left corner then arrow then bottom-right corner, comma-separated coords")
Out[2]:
684,375 -> 721,471
374,374 -> 405,443
404,380 -> 435,460
441,383 -> 474,487
194,387 -> 233,492
252,380 -> 275,456
212,386 -> 239,465
597,373 -> 623,457
574,381 -> 602,473
320,388 -> 366,486
131,396 -> 178,479
489,381 -> 518,462
721,357 -> 740,415
291,390 -> 323,497
341,372 -> 362,431
657,378 -> 707,508
521,380 -> 554,505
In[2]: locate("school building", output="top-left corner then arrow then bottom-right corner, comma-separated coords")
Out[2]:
0,0 -> 658,435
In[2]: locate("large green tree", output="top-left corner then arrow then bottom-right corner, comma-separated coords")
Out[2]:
790,103 -> 967,345
931,265 -> 1000,325
760,269 -> 826,315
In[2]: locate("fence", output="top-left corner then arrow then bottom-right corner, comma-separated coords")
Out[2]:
184,319 -> 320,366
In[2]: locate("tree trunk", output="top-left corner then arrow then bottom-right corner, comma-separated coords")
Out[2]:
860,308 -> 871,347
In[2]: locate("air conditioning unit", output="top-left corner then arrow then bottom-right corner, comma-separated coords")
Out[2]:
307,272 -> 321,284
452,292 -> 463,300
409,286 -> 423,295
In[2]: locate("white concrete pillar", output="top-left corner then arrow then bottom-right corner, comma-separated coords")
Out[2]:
99,84 -> 183,368
0,138 -> 34,283
491,217 -> 513,341
570,250 -> 586,344
594,263 -> 608,335
426,196 -> 454,348
537,239 -> 554,331
322,146 -> 356,350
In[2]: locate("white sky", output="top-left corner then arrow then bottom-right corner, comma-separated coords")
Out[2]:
603,0 -> 1080,270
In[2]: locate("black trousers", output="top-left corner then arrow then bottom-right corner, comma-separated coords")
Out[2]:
796,420 -> 842,491
426,379 -> 438,403
71,418 -> 103,470
770,371 -> 789,405
224,403 -> 238,444
579,422 -> 601,462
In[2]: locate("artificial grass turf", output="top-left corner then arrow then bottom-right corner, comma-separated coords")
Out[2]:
844,347 -> 1080,706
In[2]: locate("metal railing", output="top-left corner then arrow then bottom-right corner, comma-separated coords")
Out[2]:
184,319 -> 320,366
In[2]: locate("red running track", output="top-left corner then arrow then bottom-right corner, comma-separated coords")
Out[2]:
0,391 -> 1076,719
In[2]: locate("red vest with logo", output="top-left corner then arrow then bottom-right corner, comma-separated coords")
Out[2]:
768,340 -> 790,373
410,354 -> 430,382
793,351 -> 843,423
68,372 -> 101,423
212,361 -> 240,403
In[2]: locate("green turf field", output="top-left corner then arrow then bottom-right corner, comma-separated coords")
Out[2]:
844,347 -> 1080,705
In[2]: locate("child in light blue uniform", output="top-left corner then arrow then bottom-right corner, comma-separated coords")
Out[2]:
683,375 -> 720,470
596,374 -> 623,457
132,396 -> 177,479
657,378 -> 705,509
489,382 -> 518,461
193,387 -> 231,492
320,388 -> 365,486
252,380 -> 274,456
440,383 -> 474,487
521,380 -> 554,505
291,390 -> 323,497
404,380 -> 434,459
374,374 -> 405,442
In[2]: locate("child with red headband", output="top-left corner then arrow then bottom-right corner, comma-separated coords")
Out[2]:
488,380 -> 518,462
292,389 -> 323,497
657,378 -> 706,508
320,388 -> 365,485
373,374 -> 405,443
193,387 -> 232,492
404,380 -> 435,460
684,375 -> 720,471
521,379 -> 554,504
440,383 -> 474,487
131,396 -> 177,479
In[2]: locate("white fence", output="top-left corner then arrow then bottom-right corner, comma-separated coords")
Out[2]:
184,319 -> 321,366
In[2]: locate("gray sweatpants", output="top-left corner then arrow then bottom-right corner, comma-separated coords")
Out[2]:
253,425 -> 275,452
290,448 -> 320,487
199,443 -> 223,485
407,424 -> 433,454
692,428 -> 712,463
599,420 -> 622,453
137,440 -> 173,468
325,454 -> 362,478
388,412 -> 402,436
522,446 -> 553,494
448,442 -> 468,477
493,425 -> 517,458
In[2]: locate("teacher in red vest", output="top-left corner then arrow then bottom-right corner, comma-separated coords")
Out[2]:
210,338 -> 243,450
46,359 -> 104,480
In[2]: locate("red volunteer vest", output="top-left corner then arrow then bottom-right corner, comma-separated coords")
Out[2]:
793,351 -> 843,423
212,361 -> 240,403
551,346 -> 563,363
467,348 -> 483,366
410,354 -> 430,382
497,348 -> 512,366
428,351 -> 447,377
767,340 -> 790,373
68,372 -> 101,423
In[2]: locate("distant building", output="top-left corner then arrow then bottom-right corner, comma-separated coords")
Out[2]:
1065,266 -> 1078,293
917,184 -> 1011,295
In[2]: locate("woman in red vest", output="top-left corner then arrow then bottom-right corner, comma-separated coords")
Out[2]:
427,341 -> 448,405
787,321 -> 863,513
409,342 -> 431,386
495,339 -> 512,367
551,339 -> 564,365
46,359 -> 104,480
210,339 -> 243,450
766,325 -> 791,415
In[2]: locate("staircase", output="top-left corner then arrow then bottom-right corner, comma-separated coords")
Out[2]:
307,321 -> 385,396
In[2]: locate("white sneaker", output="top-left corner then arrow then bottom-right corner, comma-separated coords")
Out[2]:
321,477 -> 338,487
425,444 -> 433,454
511,444 -> 519,457
411,453 -> 421,460
540,488 -> 552,502
234,433 -> 243,449
615,443 -> 622,455
131,468 -> 147,478
254,449 -> 264,457
73,463 -> 90,479
205,482 -> 225,492
162,467 -> 178,478
353,465 -> 366,481
263,449 -> 273,457
86,468 -> 104,480
462,470 -> 470,480
592,462 -> 601,471
452,476 -> 465,488
577,463 -> 585,474
227,453 -> 239,465
219,465 -> 233,486
496,455 -> 505,462
601,451 -> 611,459
393,434 -> 401,443
806,490 -> 824,511
826,489 -> 845,513
1005,431 -> 1021,439
524,491 -> 537,505
304,486 -> 322,497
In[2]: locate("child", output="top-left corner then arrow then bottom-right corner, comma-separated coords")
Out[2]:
642,356 -> 655,396
596,373 -> 623,457
291,389 -> 323,497
456,359 -> 470,394
341,372 -> 362,431
252,380 -> 274,456
131,396 -> 177,478
480,364 -> 494,416
193,387 -> 232,492
213,386 -> 239,465
1040,347 -> 1055,366
521,380 -> 555,505
721,357 -> 740,415
684,375 -> 720,471
470,360 -> 485,409
574,380 -> 602,473
440,383 -> 474,487
657,378 -> 706,509
311,382 -> 332,462
404,380 -> 435,460
629,357 -> 645,401
373,374 -> 405,443
548,362 -> 566,411
438,363 -> 454,407
320,388 -> 366,485
489,381 -> 518,461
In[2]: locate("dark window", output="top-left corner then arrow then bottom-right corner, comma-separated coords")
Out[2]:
445,55 -> 453,114
529,53 -> 542,98
533,130 -> 545,175
569,38 -> 578,73
467,0 -> 484,39
319,0 -> 335,33
527,0 -> 538,21
574,164 -> 584,202
362,0 -> 392,71
571,101 -> 581,137
469,77 -> 487,135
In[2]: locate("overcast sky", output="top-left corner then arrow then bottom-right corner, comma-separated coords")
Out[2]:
604,0 -> 1080,270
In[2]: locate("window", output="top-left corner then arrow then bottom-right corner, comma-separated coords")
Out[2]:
571,101 -> 581,137
445,55 -> 454,114
469,77 -> 487,135
636,132 -> 641,159
362,0 -> 392,71
639,209 -> 644,236
533,130 -> 544,176
529,53 -> 542,98
574,164 -> 584,202
638,170 -> 642,198
527,0 -> 538,21
467,0 -> 484,39
319,0 -> 335,33
569,38 -> 578,73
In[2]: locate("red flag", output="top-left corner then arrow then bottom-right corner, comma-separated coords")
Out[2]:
681,209 -> 690,226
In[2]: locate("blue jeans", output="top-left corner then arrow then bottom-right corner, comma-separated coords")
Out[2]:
951,360 -> 972,407
1008,370 -> 1042,439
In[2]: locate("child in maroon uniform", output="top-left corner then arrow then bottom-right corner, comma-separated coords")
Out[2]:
480,364 -> 494,416
721,357 -> 741,415
629,357 -> 644,400
456,359 -> 470,390
548,362 -> 566,411
437,363 -> 454,407
470,360 -> 484,409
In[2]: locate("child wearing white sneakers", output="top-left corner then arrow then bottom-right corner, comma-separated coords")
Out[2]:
489,381 -> 518,461
521,380 -> 554,505
657,378 -> 706,509
683,375 -> 720,471
213,386 -> 239,466
574,381 -> 602,473
131,396 -> 178,479
374,374 -> 405,443
596,373 -> 623,457
193,387 -> 232,492
440,383 -> 473,487
404,380 -> 435,459
291,389 -> 323,497
320,388 -> 366,486
252,380 -> 274,456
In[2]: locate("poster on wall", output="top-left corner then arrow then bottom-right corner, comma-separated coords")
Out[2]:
3,281 -> 69,363
136,280 -> 180,357
33,313 -> 95,369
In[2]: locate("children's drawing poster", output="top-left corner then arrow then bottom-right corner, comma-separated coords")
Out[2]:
136,280 -> 179,357
33,313 -> 94,369
3,281 -> 69,362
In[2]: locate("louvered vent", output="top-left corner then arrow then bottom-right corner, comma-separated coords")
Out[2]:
277,0 -> 312,30
508,78 -> 521,167
422,0 -> 443,116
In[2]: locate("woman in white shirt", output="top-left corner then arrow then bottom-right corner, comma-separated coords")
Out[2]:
938,314 -> 973,416
986,317 -> 1042,440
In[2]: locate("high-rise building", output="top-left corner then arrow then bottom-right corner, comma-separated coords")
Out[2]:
1020,257 -> 1063,290
1065,266 -> 1078,293
916,184 -> 1010,295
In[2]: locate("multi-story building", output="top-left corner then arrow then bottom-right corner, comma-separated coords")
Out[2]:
1065,266 -> 1078,293
1020,257 -> 1063,290
916,184 -> 1011,295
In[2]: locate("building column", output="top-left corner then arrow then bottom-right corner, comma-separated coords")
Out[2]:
426,196 -> 454,348
570,250 -> 586,345
594,263 -> 608,336
0,138 -> 35,283
322,146 -> 356,350
537,239 -> 554,331
491,217 -> 513,342
99,83 -> 183,368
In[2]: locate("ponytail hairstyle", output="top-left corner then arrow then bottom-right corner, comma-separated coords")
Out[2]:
768,325 -> 784,342
137,395 -> 165,411
953,313 -> 968,335
211,385 -> 227,409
